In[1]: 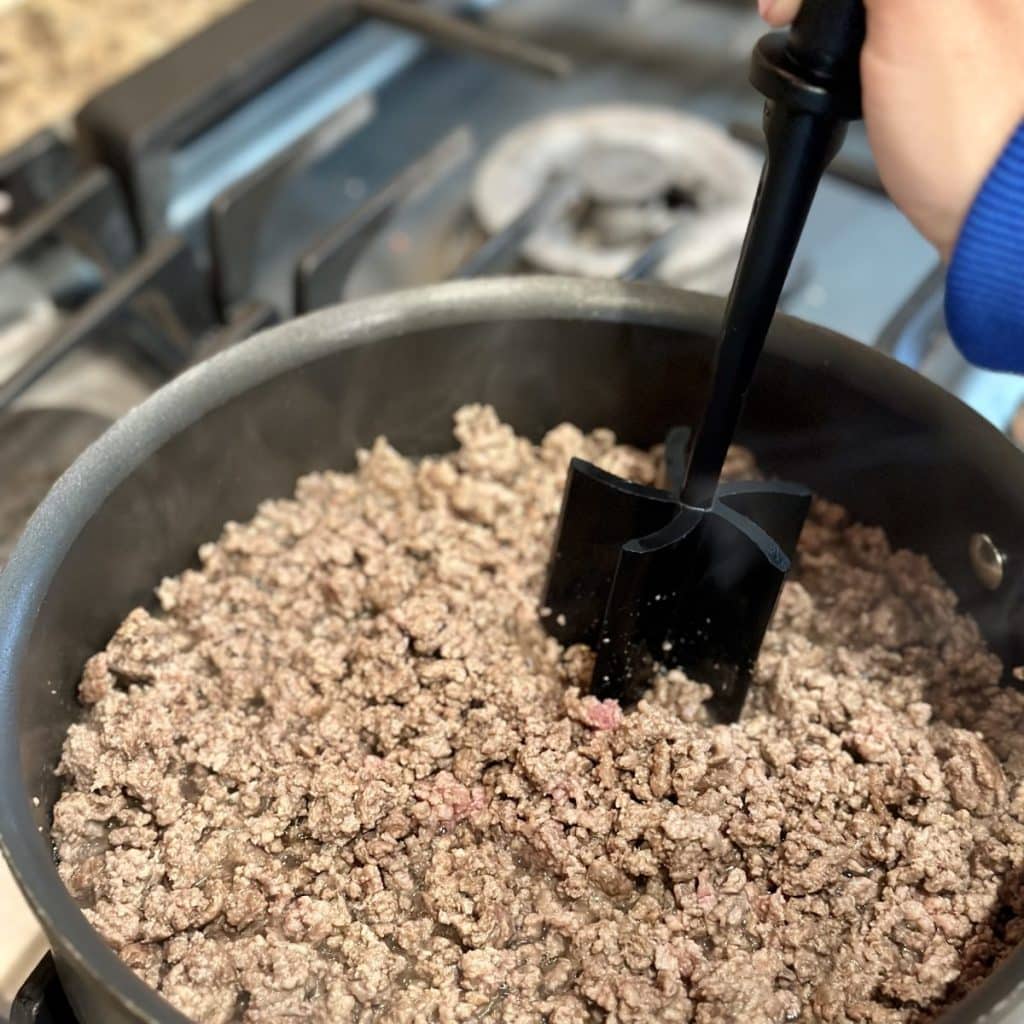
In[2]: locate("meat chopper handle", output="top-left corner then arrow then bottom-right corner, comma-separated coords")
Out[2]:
679,0 -> 866,508
787,0 -> 866,90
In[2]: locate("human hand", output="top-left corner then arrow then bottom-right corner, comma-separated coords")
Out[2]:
758,0 -> 1024,259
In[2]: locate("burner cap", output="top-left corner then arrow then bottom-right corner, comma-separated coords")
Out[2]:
579,142 -> 675,206
472,105 -> 761,290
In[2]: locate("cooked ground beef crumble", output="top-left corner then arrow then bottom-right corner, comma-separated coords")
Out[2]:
52,406 -> 1024,1023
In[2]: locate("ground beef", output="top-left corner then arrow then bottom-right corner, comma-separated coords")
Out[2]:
52,405 -> 1024,1024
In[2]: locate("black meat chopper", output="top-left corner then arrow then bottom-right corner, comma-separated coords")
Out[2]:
543,0 -> 867,721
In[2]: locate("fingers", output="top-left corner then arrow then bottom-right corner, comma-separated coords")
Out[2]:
757,0 -> 801,27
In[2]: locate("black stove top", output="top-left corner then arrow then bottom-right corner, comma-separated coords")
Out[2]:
0,0 -> 951,429
9,957 -> 76,1024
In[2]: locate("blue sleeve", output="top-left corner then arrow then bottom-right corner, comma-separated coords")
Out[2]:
944,121 -> 1024,373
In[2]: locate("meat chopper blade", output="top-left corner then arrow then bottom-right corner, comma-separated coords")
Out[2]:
544,440 -> 811,721
542,0 -> 866,720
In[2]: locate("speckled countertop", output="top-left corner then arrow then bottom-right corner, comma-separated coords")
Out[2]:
0,0 -> 246,153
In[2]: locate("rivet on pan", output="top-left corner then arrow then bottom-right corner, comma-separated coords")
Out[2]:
970,533 -> 1006,591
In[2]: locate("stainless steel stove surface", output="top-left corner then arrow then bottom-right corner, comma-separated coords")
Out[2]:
0,0 -> 1020,1018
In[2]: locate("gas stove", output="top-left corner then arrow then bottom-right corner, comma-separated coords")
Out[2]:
0,0 -> 1019,1019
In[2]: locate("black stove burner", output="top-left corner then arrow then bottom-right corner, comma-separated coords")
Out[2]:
10,955 -> 77,1024
0,409 -> 110,565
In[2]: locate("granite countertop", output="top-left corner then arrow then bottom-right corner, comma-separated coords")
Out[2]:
0,0 -> 246,154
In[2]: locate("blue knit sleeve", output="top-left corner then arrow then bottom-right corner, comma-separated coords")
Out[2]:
944,121 -> 1024,373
